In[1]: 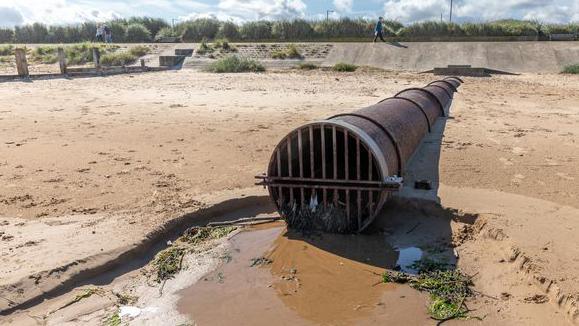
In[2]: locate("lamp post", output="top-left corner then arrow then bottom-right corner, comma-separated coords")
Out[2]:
449,0 -> 453,23
326,10 -> 334,22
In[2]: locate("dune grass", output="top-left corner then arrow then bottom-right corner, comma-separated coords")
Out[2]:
0,44 -> 14,56
100,51 -> 138,66
26,42 -> 120,65
562,64 -> 579,74
271,43 -> 302,59
332,62 -> 358,72
297,63 -> 318,70
205,55 -> 265,73
128,45 -> 151,57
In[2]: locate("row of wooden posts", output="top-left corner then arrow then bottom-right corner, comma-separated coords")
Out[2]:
13,47 -> 145,77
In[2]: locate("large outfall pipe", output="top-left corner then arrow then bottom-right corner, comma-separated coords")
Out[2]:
256,77 -> 463,233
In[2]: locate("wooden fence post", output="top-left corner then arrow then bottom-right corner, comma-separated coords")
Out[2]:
140,59 -> 145,68
57,48 -> 67,74
15,48 -> 29,77
92,47 -> 100,70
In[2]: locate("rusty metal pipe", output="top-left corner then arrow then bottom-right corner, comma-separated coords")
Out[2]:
257,78 -> 463,233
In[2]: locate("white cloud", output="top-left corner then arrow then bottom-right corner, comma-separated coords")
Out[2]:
217,0 -> 307,20
334,0 -> 353,13
0,7 -> 24,27
0,0 -> 121,26
383,0 -> 579,23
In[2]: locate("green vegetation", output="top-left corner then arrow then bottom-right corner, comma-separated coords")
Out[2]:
153,226 -> 236,281
196,38 -> 214,55
205,55 -> 265,73
272,44 -> 302,59
128,45 -> 151,57
50,288 -> 104,314
1,18 -> 574,44
297,63 -> 319,70
26,42 -> 120,65
114,292 -> 138,305
153,246 -> 186,282
383,258 -> 476,321
183,225 -> 236,244
100,51 -> 138,66
332,62 -> 358,72
562,64 -> 579,74
213,39 -> 236,52
106,310 -> 121,326
0,44 -> 13,56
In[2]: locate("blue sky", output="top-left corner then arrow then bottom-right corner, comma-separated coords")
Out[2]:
0,0 -> 577,27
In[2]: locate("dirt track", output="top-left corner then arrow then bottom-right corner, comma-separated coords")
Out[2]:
1,69 -> 578,324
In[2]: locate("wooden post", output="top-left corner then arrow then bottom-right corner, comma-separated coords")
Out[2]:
57,48 -> 67,74
92,47 -> 100,70
15,48 -> 29,77
140,59 -> 145,68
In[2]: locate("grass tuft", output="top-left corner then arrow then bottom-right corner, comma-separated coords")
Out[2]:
297,63 -> 318,70
562,64 -> 579,74
128,45 -> 151,57
100,51 -> 138,66
0,45 -> 13,56
271,43 -> 302,59
213,39 -> 237,53
332,62 -> 358,72
106,310 -> 121,326
196,38 -> 214,55
205,55 -> 265,73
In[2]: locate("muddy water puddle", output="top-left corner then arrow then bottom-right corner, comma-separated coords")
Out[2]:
177,225 -> 432,325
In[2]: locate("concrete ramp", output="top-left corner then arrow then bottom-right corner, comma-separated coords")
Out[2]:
324,42 -> 579,73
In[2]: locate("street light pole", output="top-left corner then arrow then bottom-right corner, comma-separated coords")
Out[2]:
326,10 -> 334,22
449,0 -> 453,23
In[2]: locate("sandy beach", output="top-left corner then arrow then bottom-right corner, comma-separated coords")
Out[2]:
1,68 -> 578,324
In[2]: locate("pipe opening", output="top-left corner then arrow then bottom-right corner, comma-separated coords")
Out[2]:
267,124 -> 384,232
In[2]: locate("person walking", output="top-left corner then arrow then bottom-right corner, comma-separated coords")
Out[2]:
96,24 -> 104,42
373,17 -> 386,43
104,25 -> 112,43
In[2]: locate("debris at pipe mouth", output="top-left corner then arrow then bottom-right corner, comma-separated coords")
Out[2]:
257,78 -> 463,233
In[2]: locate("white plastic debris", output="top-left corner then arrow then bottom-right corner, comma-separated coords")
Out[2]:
119,306 -> 141,318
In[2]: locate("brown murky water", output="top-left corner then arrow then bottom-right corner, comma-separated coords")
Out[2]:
177,225 -> 431,325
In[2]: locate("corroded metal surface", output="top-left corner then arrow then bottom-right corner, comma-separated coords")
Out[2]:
257,78 -> 462,232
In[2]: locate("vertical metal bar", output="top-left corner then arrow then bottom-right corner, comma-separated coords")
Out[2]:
344,130 -> 349,180
356,139 -> 361,181
276,149 -> 283,208
298,129 -> 304,178
368,148 -> 373,181
309,126 -> 315,208
287,137 -> 293,177
346,190 -> 350,222
309,126 -> 314,178
356,138 -> 361,229
298,129 -> 304,205
357,190 -> 362,230
332,126 -> 337,180
287,136 -> 294,203
368,149 -> 373,217
321,125 -> 327,206
332,126 -> 338,205
276,149 -> 282,177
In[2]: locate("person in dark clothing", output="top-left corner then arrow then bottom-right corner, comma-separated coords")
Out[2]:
373,16 -> 386,42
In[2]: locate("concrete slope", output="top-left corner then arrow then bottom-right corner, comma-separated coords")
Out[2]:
324,42 -> 579,73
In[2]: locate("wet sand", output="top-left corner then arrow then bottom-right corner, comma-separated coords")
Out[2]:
177,226 -> 430,326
